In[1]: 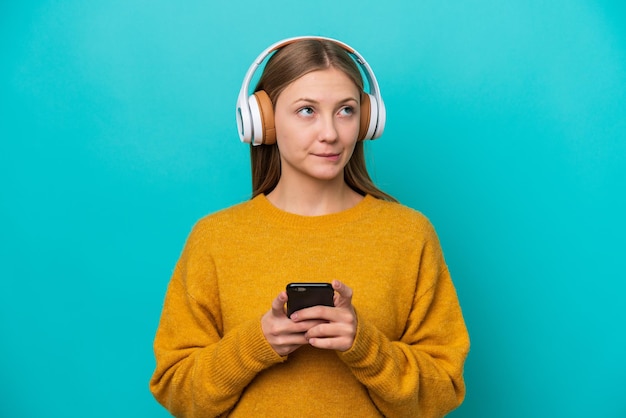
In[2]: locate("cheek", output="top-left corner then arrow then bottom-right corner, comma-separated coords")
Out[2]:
339,122 -> 361,146
345,142 -> 358,161
273,111 -> 303,144
339,115 -> 361,137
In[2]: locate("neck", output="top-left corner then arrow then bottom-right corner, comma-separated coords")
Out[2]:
267,177 -> 363,216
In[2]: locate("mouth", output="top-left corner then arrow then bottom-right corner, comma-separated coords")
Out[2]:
313,153 -> 341,161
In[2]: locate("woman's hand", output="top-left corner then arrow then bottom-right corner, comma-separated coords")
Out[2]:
261,290 -> 326,356
290,280 -> 357,352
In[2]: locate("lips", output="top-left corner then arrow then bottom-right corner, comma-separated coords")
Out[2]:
313,152 -> 341,161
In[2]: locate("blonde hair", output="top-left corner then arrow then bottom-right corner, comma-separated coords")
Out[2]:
250,39 -> 396,202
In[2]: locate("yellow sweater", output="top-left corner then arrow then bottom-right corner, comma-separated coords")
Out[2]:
150,194 -> 469,417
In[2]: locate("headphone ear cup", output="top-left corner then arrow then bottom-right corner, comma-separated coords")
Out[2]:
248,90 -> 276,145
359,93 -> 378,141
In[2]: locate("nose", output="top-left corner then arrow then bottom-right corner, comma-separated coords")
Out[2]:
318,114 -> 338,142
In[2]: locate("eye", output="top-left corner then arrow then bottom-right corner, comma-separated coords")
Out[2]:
297,106 -> 315,117
339,106 -> 355,117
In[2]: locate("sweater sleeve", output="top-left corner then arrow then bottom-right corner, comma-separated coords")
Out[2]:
149,224 -> 286,417
337,226 -> 469,418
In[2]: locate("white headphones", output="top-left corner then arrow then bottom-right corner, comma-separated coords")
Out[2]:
235,36 -> 386,146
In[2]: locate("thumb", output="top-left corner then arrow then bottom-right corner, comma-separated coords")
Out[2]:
332,280 -> 353,308
271,291 -> 288,317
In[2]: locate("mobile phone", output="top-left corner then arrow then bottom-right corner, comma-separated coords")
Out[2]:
286,282 -> 334,317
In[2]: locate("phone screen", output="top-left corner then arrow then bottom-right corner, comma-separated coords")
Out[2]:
286,282 -> 334,316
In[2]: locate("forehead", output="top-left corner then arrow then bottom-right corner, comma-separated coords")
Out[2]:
280,67 -> 360,100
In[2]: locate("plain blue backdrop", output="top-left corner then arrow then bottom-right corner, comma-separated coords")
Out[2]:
1,1 -> 625,416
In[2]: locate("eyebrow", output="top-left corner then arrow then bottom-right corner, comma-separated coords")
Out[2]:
293,96 -> 359,105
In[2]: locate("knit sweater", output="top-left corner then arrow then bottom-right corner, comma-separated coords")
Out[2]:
150,194 -> 469,418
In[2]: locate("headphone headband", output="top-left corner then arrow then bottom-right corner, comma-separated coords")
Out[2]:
236,36 -> 386,145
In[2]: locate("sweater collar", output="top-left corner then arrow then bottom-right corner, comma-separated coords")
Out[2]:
250,193 -> 377,229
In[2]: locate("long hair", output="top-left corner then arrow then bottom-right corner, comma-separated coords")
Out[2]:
250,39 -> 396,202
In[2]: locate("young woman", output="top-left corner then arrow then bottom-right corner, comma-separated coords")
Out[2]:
150,36 -> 469,417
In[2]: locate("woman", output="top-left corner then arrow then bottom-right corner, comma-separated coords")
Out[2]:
150,36 -> 469,417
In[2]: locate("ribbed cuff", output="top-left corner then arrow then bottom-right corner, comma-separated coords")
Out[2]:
336,319 -> 380,367
209,318 -> 287,390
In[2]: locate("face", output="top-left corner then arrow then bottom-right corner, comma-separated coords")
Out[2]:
273,67 -> 361,185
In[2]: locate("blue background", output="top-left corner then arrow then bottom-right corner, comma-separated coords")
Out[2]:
1,1 -> 625,416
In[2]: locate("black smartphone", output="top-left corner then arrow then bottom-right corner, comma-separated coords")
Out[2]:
286,282 -> 334,317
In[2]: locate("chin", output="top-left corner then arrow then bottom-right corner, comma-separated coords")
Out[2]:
310,171 -> 344,182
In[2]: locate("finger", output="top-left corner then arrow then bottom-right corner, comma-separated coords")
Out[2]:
332,280 -> 353,307
271,291 -> 288,316
290,305 -> 333,321
307,335 -> 354,352
332,280 -> 353,298
305,321 -> 353,339
305,321 -> 356,352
